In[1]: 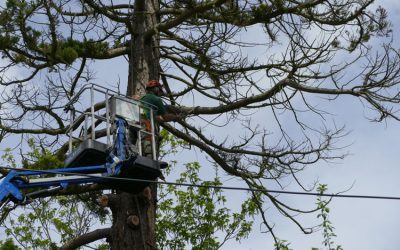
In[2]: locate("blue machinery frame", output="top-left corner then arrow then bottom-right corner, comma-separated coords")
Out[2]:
0,84 -> 164,209
0,118 -> 162,209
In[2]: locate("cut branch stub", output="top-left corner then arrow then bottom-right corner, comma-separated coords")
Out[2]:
97,195 -> 109,207
97,194 -> 118,208
140,186 -> 152,201
127,215 -> 140,229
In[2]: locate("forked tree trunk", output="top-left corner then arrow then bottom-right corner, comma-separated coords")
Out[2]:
109,0 -> 160,249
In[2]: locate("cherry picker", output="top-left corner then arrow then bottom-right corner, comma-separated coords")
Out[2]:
0,84 -> 165,210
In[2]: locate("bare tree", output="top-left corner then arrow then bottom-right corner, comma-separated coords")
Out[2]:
0,0 -> 399,248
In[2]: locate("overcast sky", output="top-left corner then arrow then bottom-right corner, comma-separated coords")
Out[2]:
177,1 -> 400,249
239,1 -> 400,249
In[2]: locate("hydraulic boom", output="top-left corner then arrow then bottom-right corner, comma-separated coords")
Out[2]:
0,84 -> 164,209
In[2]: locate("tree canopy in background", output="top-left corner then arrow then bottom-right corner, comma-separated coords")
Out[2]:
0,0 -> 399,248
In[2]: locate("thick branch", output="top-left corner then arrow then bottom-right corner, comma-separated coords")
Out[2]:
178,77 -> 292,115
59,228 -> 111,250
147,0 -> 228,37
0,125 -> 66,135
162,122 -> 256,179
81,0 -> 131,23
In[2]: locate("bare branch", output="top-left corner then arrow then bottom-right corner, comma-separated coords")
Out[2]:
59,228 -> 111,250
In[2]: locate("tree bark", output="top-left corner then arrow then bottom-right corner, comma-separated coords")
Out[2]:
110,0 -> 160,249
127,0 -> 160,98
109,190 -> 156,250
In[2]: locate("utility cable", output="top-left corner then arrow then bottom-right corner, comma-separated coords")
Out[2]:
1,165 -> 400,201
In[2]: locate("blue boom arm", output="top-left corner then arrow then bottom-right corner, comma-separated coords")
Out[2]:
0,118 -> 162,209
0,165 -> 108,204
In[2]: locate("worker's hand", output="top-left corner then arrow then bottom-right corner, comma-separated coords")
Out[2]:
133,95 -> 141,101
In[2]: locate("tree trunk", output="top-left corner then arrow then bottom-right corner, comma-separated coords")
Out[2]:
110,0 -> 160,249
127,0 -> 160,98
109,189 -> 156,250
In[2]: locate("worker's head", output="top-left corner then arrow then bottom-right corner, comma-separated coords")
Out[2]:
146,80 -> 164,96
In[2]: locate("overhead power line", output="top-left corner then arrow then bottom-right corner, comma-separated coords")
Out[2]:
1,165 -> 400,201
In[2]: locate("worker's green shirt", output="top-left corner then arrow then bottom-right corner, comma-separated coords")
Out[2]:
140,93 -> 166,118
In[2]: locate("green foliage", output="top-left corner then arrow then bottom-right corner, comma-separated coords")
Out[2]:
0,192 -> 109,249
156,161 -> 256,250
21,138 -> 64,170
0,238 -> 21,250
0,133 -> 343,250
274,239 -> 292,250
4,200 -> 57,249
159,128 -> 189,156
60,47 -> 79,65
47,38 -> 109,65
1,148 -> 17,168
273,184 -> 344,250
97,244 -> 109,250
315,184 -> 343,250
37,38 -> 109,66
0,35 -> 19,50
0,140 -> 109,249
0,0 -> 111,66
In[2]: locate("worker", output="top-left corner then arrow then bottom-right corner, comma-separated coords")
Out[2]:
134,80 -> 181,161
140,79 -> 181,122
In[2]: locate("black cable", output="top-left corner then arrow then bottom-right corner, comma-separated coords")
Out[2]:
1,165 -> 400,201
